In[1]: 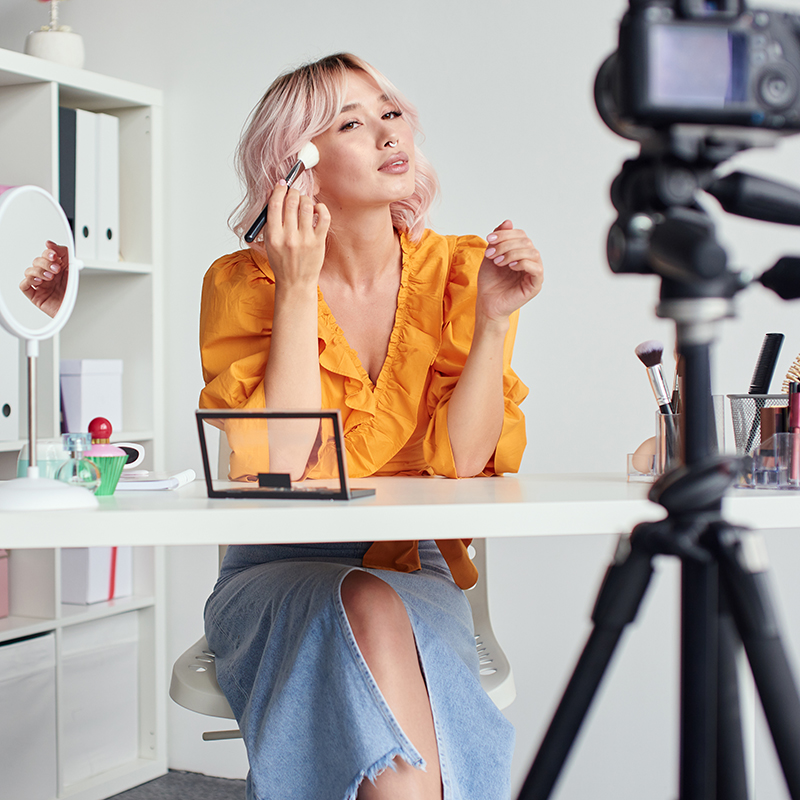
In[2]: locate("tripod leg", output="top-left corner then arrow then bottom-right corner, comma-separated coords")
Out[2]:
517,532 -> 655,800
717,526 -> 800,800
716,590 -> 749,800
681,559 -> 720,800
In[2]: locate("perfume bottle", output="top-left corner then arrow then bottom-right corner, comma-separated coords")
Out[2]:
86,417 -> 128,496
55,432 -> 102,493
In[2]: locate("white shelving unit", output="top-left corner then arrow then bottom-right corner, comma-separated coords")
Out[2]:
0,48 -> 167,800
0,46 -> 165,474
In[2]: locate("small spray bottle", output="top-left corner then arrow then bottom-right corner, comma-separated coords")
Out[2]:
55,432 -> 102,493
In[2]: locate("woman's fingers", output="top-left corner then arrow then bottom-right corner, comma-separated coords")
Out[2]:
45,240 -> 68,261
486,240 -> 539,265
262,183 -> 328,287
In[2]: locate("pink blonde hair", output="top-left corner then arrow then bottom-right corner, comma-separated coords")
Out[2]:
229,53 -> 439,245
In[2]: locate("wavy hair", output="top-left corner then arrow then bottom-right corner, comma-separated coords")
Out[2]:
229,53 -> 439,245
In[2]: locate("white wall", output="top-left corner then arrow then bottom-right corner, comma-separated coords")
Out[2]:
4,0 -> 800,795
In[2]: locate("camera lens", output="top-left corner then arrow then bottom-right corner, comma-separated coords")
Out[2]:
758,67 -> 798,109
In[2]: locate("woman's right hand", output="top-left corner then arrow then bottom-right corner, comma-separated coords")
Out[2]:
263,181 -> 331,288
19,240 -> 69,319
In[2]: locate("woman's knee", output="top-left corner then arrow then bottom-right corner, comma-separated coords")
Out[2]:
340,571 -> 413,653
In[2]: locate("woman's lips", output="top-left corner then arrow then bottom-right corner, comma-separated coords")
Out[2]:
379,151 -> 410,173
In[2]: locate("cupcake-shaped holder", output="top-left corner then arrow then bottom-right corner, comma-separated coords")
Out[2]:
87,418 -> 128,496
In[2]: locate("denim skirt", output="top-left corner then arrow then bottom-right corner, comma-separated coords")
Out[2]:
204,540 -> 515,800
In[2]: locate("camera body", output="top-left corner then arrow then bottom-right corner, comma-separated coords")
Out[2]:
616,0 -> 800,132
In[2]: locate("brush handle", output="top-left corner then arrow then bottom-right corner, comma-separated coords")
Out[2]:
243,161 -> 308,244
647,365 -> 675,414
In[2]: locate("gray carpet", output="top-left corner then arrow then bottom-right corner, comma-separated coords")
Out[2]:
108,770 -> 245,799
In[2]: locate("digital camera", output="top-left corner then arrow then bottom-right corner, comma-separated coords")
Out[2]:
598,0 -> 800,136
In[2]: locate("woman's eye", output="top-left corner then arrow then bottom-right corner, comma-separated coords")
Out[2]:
339,120 -> 360,132
383,110 -> 403,120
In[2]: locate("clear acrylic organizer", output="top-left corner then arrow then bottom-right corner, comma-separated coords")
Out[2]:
738,432 -> 800,489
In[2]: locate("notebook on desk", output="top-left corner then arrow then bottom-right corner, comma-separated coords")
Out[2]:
196,409 -> 375,500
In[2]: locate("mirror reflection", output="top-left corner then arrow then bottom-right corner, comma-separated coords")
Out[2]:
0,190 -> 71,332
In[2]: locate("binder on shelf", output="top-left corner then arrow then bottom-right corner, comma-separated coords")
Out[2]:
95,112 -> 120,263
59,108 -> 120,264
0,326 -> 19,441
60,107 -> 98,262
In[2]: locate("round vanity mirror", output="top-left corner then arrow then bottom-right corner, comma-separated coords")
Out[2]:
0,185 -> 97,510
0,185 -> 79,340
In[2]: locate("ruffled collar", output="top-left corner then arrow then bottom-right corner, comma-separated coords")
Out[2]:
315,230 -> 448,477
248,231 -> 452,477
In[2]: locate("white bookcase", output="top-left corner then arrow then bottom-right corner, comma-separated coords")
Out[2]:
0,48 -> 167,799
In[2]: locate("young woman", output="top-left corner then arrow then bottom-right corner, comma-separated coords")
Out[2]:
199,53 -> 543,800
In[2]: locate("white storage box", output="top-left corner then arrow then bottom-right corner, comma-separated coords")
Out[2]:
0,633 -> 58,800
61,612 -> 139,787
62,546 -> 132,605
60,358 -> 123,433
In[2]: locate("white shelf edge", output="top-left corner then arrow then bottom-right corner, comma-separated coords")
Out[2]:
0,439 -> 24,454
59,594 -> 156,626
0,47 -> 162,108
0,596 -> 156,642
0,614 -> 57,643
112,430 -> 155,443
81,260 -> 153,275
0,431 -> 154,453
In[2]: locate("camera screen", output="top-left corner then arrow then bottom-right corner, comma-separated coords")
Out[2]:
648,24 -> 748,108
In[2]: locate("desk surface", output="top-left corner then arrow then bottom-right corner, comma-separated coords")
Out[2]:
3,473 -> 800,549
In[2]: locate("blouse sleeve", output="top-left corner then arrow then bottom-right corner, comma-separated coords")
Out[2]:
198,252 -> 274,411
422,235 -> 529,478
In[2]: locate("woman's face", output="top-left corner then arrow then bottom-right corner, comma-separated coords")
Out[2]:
312,71 -> 416,212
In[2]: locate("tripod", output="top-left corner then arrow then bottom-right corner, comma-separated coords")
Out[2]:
517,146 -> 800,800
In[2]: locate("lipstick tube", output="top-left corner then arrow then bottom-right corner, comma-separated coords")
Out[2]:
790,383 -> 800,485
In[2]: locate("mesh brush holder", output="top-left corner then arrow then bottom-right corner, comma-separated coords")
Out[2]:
728,394 -> 788,455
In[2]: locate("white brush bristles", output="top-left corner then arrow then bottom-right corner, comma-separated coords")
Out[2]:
635,339 -> 665,369
298,142 -> 320,169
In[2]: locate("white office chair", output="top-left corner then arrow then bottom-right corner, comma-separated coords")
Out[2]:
170,438 -> 515,740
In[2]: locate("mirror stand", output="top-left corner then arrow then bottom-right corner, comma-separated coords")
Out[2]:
0,339 -> 97,510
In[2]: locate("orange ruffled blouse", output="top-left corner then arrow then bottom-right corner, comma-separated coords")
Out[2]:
199,229 -> 528,589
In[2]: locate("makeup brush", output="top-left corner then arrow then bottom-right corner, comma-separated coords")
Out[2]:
244,142 -> 320,244
635,340 -> 676,415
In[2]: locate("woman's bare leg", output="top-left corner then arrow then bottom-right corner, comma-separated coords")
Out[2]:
340,570 -> 442,800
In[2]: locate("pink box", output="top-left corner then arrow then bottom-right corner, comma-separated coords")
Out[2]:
0,550 -> 8,619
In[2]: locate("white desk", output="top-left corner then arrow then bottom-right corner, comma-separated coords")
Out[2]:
4,474 -> 799,800
2,473 -> 799,548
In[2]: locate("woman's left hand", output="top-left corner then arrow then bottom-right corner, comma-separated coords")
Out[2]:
477,220 -> 543,323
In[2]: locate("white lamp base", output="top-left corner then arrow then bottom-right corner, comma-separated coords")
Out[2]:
0,477 -> 98,510
24,31 -> 85,69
